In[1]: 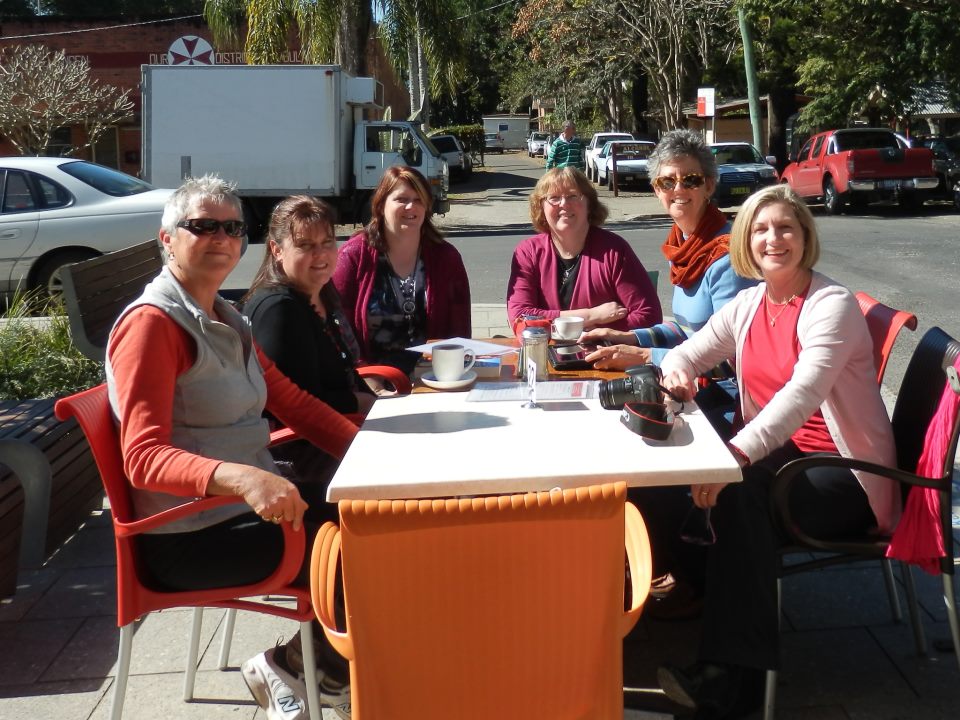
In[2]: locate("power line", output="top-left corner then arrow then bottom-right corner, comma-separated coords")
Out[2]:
0,14 -> 203,41
455,0 -> 523,21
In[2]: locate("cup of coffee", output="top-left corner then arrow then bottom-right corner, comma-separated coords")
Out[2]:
431,343 -> 476,382
551,316 -> 584,342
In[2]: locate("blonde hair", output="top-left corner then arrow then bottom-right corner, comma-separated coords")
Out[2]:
729,184 -> 820,279
528,167 -> 608,233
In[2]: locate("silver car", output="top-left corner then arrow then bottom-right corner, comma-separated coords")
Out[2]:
0,157 -> 173,299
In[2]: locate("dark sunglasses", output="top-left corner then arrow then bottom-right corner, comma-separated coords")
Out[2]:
652,173 -> 706,192
679,504 -> 717,546
177,218 -> 247,237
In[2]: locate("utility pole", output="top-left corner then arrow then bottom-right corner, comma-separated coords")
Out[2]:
738,8 -> 763,151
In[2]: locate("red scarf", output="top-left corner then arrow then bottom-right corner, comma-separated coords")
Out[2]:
661,204 -> 731,289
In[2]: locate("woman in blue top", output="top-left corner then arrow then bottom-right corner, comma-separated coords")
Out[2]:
583,130 -> 757,621
583,129 -> 755,368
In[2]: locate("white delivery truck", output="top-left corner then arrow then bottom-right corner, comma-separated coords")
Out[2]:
141,64 -> 449,235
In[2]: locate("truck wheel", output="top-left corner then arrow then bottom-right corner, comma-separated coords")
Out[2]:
359,196 -> 373,225
823,179 -> 845,215
953,183 -> 960,212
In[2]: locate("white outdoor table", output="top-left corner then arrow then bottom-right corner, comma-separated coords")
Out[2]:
328,386 -> 741,501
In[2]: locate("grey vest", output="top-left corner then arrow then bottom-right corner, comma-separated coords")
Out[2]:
106,267 -> 275,533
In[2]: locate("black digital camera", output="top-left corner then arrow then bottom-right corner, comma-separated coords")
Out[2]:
598,364 -> 664,410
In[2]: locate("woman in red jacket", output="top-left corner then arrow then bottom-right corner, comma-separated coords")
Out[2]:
333,166 -> 471,375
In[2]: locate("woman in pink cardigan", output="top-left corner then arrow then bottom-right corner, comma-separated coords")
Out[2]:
334,166 -> 471,376
506,167 -> 661,331
656,184 -> 897,719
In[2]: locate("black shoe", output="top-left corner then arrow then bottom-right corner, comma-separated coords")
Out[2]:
657,663 -> 742,716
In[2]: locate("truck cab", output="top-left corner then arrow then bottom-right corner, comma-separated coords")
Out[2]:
356,123 -> 449,216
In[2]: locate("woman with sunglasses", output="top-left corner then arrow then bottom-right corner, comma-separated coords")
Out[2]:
106,176 -> 356,719
506,166 -> 661,332
334,166 -> 471,376
655,184 -> 896,719
583,129 -> 755,368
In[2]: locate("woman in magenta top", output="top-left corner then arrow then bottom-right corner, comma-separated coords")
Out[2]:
506,166 -> 661,331
656,184 -> 897,718
333,166 -> 471,375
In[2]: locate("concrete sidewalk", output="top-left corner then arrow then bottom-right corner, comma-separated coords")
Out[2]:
2,489 -> 959,720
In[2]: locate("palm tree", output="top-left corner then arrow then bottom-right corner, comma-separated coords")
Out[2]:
204,0 -> 465,127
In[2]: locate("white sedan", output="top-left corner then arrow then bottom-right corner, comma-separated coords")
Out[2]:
596,141 -> 656,189
0,157 -> 173,299
585,132 -> 634,183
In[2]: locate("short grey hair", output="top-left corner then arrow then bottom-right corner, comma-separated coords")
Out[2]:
160,174 -> 243,237
562,120 -> 575,131
648,129 -> 717,180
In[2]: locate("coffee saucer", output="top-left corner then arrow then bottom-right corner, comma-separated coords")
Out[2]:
421,370 -> 478,391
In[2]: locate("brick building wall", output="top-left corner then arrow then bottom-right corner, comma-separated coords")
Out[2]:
0,16 -> 410,178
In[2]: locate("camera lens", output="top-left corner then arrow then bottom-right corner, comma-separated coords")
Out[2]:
598,377 -> 633,410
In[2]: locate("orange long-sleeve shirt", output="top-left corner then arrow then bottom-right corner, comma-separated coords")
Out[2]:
108,305 -> 358,498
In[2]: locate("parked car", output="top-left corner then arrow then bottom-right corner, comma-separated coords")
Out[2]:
595,140 -> 656,189
914,136 -> 960,208
0,157 -> 173,299
484,132 -> 505,154
780,128 -> 937,214
527,132 -> 550,157
585,132 -> 634,182
709,142 -> 779,207
429,133 -> 473,182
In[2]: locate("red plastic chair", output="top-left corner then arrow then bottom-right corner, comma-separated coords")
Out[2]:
855,291 -> 918,384
54,385 -> 321,720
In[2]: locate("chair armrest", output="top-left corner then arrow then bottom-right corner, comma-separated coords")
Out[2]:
310,520 -> 355,660
358,365 -> 412,395
622,501 -> 653,635
772,454 -> 948,551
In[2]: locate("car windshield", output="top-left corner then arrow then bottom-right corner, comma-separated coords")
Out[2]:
531,133 -> 548,141
431,136 -> 458,153
58,161 -> 155,196
713,145 -> 764,164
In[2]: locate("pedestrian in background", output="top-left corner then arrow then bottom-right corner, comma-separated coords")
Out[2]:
545,120 -> 585,171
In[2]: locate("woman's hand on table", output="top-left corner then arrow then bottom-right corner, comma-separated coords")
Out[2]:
691,481 -> 729,509
585,344 -> 651,370
579,327 -> 637,346
210,463 -> 309,530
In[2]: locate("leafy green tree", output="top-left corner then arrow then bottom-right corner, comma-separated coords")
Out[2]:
0,0 -> 38,17
40,0 -> 204,13
740,0 -> 960,139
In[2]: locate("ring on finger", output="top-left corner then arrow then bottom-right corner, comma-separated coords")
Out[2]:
271,514 -> 282,524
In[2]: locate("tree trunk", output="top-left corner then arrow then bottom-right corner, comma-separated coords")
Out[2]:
337,0 -> 371,76
630,68 -> 650,138
417,21 -> 430,129
766,87 -> 799,171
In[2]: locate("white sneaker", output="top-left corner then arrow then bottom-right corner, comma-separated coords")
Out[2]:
241,647 -> 307,720
319,675 -> 351,719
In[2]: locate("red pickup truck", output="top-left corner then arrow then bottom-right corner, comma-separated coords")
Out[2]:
781,128 -> 938,214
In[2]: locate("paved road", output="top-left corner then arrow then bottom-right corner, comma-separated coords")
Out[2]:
437,151 -> 960,396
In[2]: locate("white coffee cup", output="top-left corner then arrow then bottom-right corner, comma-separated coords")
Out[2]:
431,343 -> 476,382
551,316 -> 585,341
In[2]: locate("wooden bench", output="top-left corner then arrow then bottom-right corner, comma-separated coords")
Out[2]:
61,239 -> 164,362
0,242 -> 163,596
0,399 -> 100,597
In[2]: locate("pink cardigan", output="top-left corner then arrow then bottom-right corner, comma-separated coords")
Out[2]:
662,273 -> 900,532
506,226 -> 662,330
333,233 -> 472,360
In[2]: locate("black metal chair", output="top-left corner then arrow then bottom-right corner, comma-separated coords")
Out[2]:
763,326 -> 960,719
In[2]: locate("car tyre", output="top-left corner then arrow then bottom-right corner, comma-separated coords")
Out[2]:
33,249 -> 100,299
607,172 -> 614,191
823,178 -> 845,215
